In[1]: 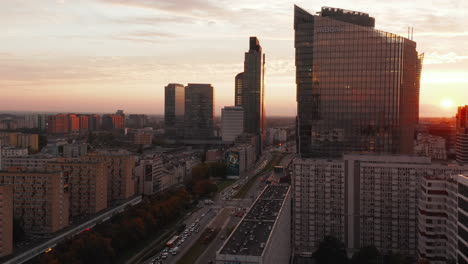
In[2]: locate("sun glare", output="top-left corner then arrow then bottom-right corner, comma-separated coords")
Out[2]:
440,98 -> 455,109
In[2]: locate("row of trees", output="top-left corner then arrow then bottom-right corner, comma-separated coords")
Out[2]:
35,188 -> 191,264
312,236 -> 420,264
34,157 -> 224,264
191,162 -> 227,180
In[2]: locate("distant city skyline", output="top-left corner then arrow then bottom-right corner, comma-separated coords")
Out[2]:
1,0 -> 467,116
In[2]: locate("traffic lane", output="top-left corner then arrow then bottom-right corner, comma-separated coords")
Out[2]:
170,208 -> 230,264
194,212 -> 242,264
144,207 -> 214,264
145,208 -> 212,264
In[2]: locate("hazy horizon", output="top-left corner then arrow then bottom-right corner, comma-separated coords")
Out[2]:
1,0 -> 467,117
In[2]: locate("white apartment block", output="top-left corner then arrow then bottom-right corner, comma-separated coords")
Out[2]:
292,154 -> 468,260
1,147 -> 28,158
2,155 -> 56,170
414,133 -> 447,160
292,158 -> 345,257
418,173 -> 468,264
135,155 -> 163,195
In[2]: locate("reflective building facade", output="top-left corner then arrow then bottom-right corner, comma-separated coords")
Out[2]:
456,105 -> 468,164
184,84 -> 215,140
165,83 -> 185,139
235,72 -> 244,107
242,37 -> 266,145
295,6 -> 423,158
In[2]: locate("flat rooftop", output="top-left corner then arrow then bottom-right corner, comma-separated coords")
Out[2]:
219,184 -> 289,257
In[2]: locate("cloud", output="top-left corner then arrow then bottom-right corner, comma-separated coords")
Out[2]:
424,52 -> 468,65
98,0 -> 232,18
110,15 -> 196,25
108,30 -> 177,43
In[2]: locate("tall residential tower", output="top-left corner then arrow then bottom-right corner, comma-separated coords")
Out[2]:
295,6 -> 423,158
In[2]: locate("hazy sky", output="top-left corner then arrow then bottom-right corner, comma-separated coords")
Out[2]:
1,0 -> 467,116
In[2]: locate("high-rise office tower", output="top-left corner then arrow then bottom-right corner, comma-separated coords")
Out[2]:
184,84 -> 214,140
235,72 -> 244,106
242,37 -> 266,144
164,83 -> 185,139
456,105 -> 468,164
295,6 -> 423,158
221,106 -> 244,142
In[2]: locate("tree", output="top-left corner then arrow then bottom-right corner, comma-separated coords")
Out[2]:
382,252 -> 410,264
71,232 -> 115,264
13,218 -> 25,244
351,245 -> 381,264
417,259 -> 431,264
312,236 -> 349,264
88,132 -> 96,144
192,164 -> 210,181
194,180 -> 218,197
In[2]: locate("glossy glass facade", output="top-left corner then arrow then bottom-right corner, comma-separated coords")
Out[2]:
164,83 -> 185,139
456,106 -> 468,164
295,6 -> 423,158
242,37 -> 266,145
184,83 -> 214,140
235,72 -> 244,107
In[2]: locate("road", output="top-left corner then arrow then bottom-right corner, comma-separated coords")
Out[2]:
140,147 -> 293,264
142,206 -> 215,264
2,196 -> 143,264
194,213 -> 241,264
193,151 -> 294,264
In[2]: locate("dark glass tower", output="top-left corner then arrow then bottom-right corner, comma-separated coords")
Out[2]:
164,83 -> 185,139
295,6 -> 423,158
456,106 -> 468,164
242,37 -> 266,145
184,84 -> 214,140
235,72 -> 244,107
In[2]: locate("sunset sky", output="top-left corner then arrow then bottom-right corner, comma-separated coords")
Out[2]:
1,0 -> 467,116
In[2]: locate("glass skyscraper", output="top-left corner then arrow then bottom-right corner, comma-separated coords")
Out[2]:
164,83 -> 185,139
235,72 -> 244,107
184,83 -> 215,140
242,37 -> 266,145
295,6 -> 423,158
456,105 -> 468,164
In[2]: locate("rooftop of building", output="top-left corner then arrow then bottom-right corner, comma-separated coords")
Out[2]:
218,184 -> 290,257
222,106 -> 244,111
1,146 -> 28,150
3,154 -> 56,160
0,167 -> 61,175
319,6 -> 375,27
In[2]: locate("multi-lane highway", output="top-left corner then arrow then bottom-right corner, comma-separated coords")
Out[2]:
140,144 -> 294,264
